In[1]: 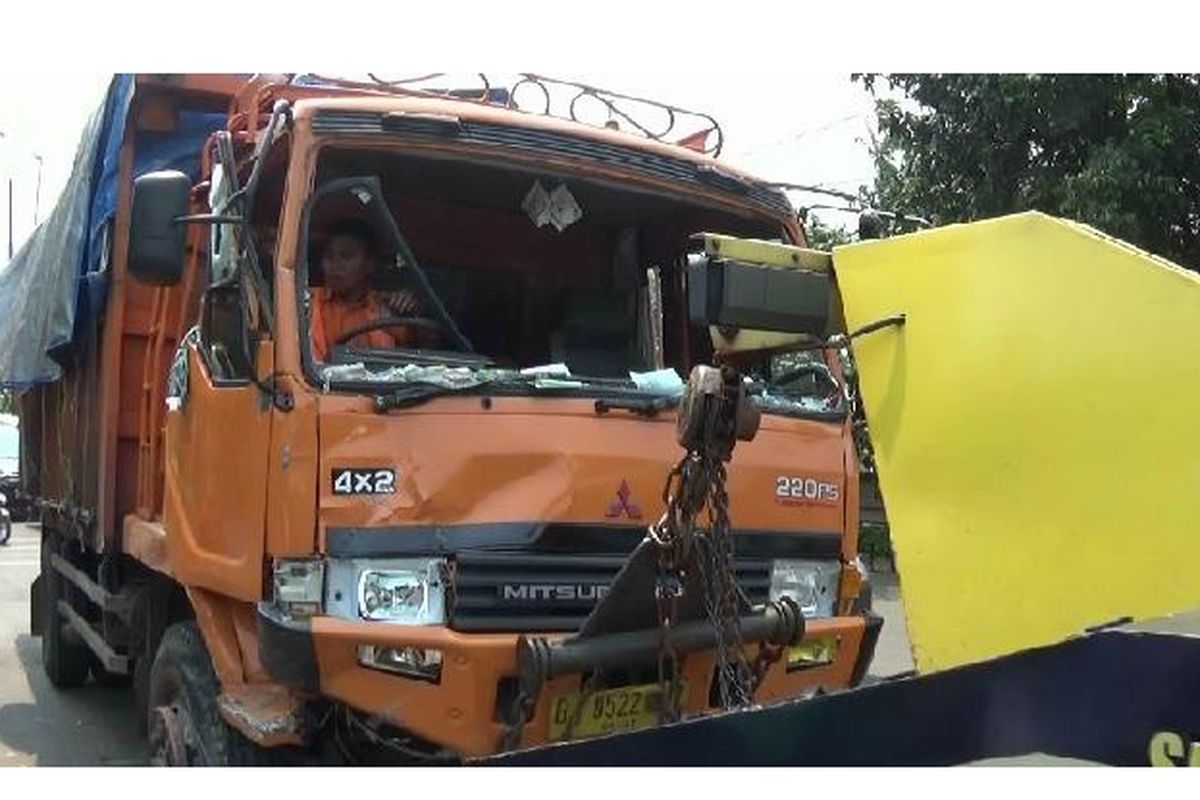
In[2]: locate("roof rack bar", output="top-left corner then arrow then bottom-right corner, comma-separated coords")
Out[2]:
283,73 -> 725,157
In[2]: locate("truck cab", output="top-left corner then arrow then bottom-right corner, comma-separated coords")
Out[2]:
23,74 -> 878,764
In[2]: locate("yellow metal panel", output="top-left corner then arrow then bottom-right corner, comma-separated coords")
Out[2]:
697,232 -> 832,272
832,211 -> 1200,673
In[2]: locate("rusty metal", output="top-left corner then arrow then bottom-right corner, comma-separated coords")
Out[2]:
653,524 -> 685,723
216,685 -> 306,748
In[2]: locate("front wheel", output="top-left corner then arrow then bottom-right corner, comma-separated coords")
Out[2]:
147,622 -> 233,766
146,622 -> 278,766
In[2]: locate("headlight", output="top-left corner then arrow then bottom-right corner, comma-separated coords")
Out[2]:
273,558 -> 326,619
325,558 -> 447,625
770,559 -> 839,618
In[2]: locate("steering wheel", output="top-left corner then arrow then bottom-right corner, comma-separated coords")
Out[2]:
334,316 -> 446,346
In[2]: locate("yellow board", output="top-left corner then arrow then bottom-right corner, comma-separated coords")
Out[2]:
696,232 -> 832,272
832,211 -> 1200,673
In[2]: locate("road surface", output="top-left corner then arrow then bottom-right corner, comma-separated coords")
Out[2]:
0,523 -> 145,766
0,521 -> 914,766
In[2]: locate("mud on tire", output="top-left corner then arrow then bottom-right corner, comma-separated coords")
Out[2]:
147,621 -> 283,766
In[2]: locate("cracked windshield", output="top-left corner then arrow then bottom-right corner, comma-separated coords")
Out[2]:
299,142 -> 843,416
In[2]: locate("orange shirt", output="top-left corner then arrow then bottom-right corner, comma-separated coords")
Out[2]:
310,288 -> 416,361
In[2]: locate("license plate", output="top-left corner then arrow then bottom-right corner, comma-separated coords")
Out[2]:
548,683 -> 684,742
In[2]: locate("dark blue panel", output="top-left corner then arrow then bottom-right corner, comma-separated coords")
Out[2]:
480,628 -> 1200,766
62,86 -> 225,358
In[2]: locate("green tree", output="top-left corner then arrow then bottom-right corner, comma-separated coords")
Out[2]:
805,215 -> 854,250
0,390 -> 13,416
857,74 -> 1200,268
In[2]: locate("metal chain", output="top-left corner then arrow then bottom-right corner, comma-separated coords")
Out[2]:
700,461 -> 754,709
649,455 -> 691,723
649,368 -> 758,720
499,366 -> 760,751
499,688 -> 536,753
749,642 -> 785,695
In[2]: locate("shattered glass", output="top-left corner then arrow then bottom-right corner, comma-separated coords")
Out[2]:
320,362 -> 520,389
165,327 -> 201,411
753,390 -> 841,415
319,360 -> 835,415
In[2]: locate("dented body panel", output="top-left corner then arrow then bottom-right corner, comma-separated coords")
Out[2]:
275,608 -> 872,757
314,397 -> 848,536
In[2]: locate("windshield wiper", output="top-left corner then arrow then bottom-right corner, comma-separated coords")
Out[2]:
373,382 -> 492,411
593,395 -> 680,418
371,372 -> 570,411
337,346 -> 495,370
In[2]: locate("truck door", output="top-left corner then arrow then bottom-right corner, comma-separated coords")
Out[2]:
162,228 -> 274,601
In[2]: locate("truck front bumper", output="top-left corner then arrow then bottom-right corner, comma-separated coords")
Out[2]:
257,602 -> 881,759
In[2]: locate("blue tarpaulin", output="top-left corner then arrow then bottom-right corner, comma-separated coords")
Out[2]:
0,74 -> 226,389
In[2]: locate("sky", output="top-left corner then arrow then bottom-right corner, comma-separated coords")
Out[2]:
0,0 -> 1196,271
0,72 -> 879,267
0,74 -> 111,261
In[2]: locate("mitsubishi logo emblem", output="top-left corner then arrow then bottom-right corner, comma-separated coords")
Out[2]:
606,479 -> 643,520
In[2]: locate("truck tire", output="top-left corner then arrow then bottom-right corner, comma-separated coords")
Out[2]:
146,622 -> 277,766
147,622 -> 234,766
40,534 -> 91,688
133,655 -> 153,735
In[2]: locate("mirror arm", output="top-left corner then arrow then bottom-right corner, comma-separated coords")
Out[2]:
241,100 -> 291,210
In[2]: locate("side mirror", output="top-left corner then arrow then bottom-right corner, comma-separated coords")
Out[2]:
129,170 -> 191,286
858,211 -> 887,240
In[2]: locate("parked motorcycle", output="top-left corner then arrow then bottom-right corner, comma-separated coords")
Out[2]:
0,490 -> 10,545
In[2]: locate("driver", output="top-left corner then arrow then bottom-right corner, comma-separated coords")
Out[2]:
309,217 -> 426,361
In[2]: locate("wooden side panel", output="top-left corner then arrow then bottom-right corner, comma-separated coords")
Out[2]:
21,324 -> 106,547
95,124 -> 138,549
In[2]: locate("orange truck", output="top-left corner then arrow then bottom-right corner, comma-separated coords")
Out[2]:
4,73 -> 878,764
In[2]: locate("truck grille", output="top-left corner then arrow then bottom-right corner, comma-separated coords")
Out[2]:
450,551 -> 773,632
